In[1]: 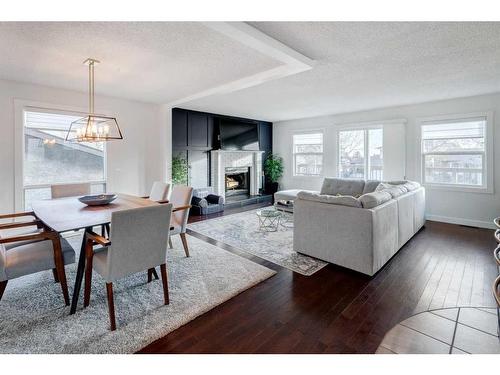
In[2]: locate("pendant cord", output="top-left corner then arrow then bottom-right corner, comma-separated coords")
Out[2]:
89,61 -> 94,115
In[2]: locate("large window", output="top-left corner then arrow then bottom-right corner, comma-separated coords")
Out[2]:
338,128 -> 383,180
420,115 -> 488,189
23,110 -> 106,209
293,132 -> 324,176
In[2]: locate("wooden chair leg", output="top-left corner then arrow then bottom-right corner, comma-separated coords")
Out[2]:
147,267 -> 160,283
106,282 -> 116,331
84,240 -> 94,307
180,233 -> 190,257
52,268 -> 60,283
51,236 -> 70,306
160,264 -> 169,305
168,237 -> 173,249
0,280 -> 7,301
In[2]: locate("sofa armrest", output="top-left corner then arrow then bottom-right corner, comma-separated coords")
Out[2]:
293,197 -> 374,275
191,196 -> 208,208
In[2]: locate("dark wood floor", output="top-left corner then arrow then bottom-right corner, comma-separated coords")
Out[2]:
138,204 -> 498,354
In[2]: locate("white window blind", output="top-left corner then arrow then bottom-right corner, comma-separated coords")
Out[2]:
293,132 -> 323,176
421,117 -> 486,188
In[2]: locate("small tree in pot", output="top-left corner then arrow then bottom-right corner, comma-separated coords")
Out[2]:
264,153 -> 284,195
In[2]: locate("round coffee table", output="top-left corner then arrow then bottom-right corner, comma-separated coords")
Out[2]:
256,209 -> 282,232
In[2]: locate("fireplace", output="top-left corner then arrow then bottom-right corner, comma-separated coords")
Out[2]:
225,167 -> 250,197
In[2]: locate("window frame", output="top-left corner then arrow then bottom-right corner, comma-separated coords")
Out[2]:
14,100 -> 108,211
417,111 -> 494,194
292,130 -> 325,178
337,125 -> 384,180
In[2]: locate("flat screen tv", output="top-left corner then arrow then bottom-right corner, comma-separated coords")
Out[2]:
219,120 -> 259,151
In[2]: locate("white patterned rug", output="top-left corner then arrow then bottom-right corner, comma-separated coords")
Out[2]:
0,234 -> 275,353
187,209 -> 328,276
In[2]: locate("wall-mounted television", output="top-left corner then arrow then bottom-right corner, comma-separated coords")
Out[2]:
219,120 -> 259,151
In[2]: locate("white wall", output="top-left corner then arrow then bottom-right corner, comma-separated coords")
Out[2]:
0,79 -> 164,214
273,92 -> 500,229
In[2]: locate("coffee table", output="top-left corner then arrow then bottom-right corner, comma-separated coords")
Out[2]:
256,209 -> 282,232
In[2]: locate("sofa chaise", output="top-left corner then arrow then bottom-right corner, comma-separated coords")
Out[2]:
293,178 -> 425,276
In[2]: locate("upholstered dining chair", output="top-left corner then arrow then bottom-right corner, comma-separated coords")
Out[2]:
143,181 -> 171,203
0,212 -> 75,305
83,204 -> 173,331
168,185 -> 193,257
51,183 -> 91,199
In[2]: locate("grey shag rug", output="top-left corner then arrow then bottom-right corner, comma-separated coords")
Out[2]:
188,209 -> 327,275
0,234 -> 275,353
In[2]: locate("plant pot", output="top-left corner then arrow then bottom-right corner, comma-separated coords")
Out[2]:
267,182 -> 279,197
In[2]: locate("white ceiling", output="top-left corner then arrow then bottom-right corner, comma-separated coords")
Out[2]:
183,22 -> 500,121
0,22 -> 280,104
1,22 -> 500,121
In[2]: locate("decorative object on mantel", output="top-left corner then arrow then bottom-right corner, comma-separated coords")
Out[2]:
264,153 -> 284,195
66,58 -> 123,142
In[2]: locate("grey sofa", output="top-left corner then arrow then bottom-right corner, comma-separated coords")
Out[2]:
190,187 -> 225,216
293,178 -> 425,276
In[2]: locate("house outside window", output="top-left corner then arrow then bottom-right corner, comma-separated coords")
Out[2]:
338,128 -> 383,180
23,109 -> 106,209
419,113 -> 492,192
292,132 -> 324,176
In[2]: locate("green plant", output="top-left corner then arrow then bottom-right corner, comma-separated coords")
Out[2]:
264,154 -> 284,183
172,154 -> 188,185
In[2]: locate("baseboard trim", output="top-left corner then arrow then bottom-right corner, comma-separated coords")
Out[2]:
425,214 -> 495,229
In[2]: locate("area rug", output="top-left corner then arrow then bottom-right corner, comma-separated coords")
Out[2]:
187,209 -> 327,276
0,234 -> 275,354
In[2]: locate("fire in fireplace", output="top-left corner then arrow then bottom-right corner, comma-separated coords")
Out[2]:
225,167 -> 250,197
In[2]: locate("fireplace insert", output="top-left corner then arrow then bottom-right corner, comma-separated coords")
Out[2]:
225,167 -> 250,197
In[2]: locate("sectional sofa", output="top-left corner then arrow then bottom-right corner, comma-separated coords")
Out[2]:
293,178 -> 425,276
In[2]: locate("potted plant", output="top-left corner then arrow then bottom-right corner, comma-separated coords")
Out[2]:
172,154 -> 188,185
264,153 -> 284,195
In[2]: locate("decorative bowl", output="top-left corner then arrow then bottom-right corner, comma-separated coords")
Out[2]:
78,194 -> 117,206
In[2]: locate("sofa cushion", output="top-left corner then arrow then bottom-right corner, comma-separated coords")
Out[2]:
320,178 -> 365,196
297,191 -> 362,208
274,189 -> 305,201
359,191 -> 393,209
388,180 -> 421,191
362,180 -> 382,194
375,182 -> 408,196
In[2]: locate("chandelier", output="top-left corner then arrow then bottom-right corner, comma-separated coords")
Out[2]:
66,58 -> 123,142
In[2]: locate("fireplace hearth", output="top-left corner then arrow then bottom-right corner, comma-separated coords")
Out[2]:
225,167 -> 250,197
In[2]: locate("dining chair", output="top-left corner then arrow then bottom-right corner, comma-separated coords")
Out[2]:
0,212 -> 75,305
83,204 -> 173,331
51,183 -> 91,199
168,185 -> 193,257
143,181 -> 171,203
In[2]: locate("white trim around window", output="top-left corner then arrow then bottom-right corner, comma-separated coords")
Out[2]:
292,129 -> 325,178
14,99 -> 109,211
416,111 -> 494,194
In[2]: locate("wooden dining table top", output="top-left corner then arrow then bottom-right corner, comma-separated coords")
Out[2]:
32,193 -> 158,233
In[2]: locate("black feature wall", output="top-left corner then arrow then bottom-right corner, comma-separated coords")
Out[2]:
172,107 -> 273,193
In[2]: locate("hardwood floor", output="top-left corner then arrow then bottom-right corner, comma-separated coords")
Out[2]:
138,204 -> 498,354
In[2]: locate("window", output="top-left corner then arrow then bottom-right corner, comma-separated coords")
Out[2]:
338,128 -> 383,180
420,115 -> 488,189
293,132 -> 323,176
23,110 -> 106,209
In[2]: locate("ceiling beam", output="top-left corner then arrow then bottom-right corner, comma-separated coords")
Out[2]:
165,22 -> 315,107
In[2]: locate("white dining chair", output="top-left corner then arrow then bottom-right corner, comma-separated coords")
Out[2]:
143,181 -> 171,203
83,204 -> 173,331
0,212 -> 74,305
168,185 -> 193,257
51,183 -> 91,199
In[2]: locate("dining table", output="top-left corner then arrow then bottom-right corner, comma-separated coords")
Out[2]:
31,193 -> 158,314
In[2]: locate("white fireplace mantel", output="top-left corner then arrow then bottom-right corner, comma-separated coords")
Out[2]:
210,150 -> 265,197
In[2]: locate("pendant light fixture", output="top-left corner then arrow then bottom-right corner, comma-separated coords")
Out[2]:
66,58 -> 123,142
